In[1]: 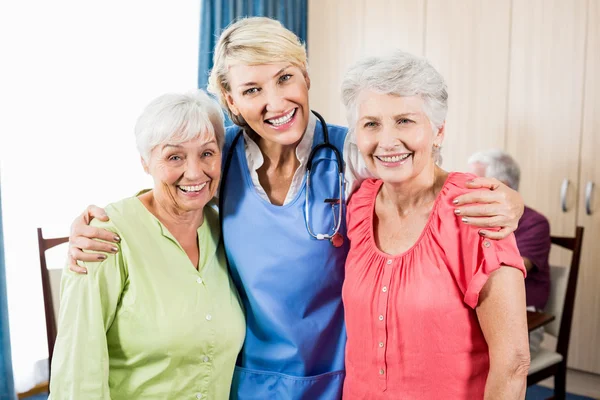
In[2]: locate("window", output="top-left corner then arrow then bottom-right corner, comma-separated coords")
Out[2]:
0,0 -> 201,391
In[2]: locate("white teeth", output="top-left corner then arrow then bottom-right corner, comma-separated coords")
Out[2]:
377,154 -> 411,163
267,109 -> 295,126
179,182 -> 207,192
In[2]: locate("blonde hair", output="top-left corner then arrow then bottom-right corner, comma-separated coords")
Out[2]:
207,17 -> 308,126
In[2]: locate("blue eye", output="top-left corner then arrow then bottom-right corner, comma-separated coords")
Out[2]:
364,121 -> 378,128
202,151 -> 213,157
243,87 -> 260,96
169,155 -> 181,161
398,118 -> 414,125
279,74 -> 292,83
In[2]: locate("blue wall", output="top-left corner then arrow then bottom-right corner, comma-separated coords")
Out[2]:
198,0 -> 308,89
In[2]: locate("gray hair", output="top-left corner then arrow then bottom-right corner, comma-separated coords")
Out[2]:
341,50 -> 448,165
135,90 -> 225,161
468,149 -> 521,190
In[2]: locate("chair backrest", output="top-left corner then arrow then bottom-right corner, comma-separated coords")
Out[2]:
543,226 -> 584,359
37,228 -> 68,372
545,266 -> 568,337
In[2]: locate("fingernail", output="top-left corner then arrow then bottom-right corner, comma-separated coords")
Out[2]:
97,254 -> 107,260
114,235 -> 121,242
461,217 -> 468,223
452,199 -> 459,205
111,246 -> 118,253
82,269 -> 88,274
454,209 -> 461,215
479,230 -> 486,237
467,180 -> 474,184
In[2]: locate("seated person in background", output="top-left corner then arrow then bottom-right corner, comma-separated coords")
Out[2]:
50,90 -> 246,399
468,149 -> 551,356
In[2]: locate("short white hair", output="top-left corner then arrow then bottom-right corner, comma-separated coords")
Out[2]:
135,90 -> 225,161
341,50 -> 448,165
468,149 -> 521,190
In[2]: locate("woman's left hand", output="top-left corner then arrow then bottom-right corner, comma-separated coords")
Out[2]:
453,177 -> 524,240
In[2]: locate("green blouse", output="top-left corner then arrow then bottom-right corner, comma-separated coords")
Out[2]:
50,196 -> 245,399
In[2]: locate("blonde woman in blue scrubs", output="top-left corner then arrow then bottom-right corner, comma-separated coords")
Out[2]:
50,90 -> 245,399
66,18 -> 524,399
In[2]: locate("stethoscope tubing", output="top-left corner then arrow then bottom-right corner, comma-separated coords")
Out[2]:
218,110 -> 345,244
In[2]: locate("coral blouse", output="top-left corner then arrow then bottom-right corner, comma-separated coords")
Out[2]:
342,173 -> 526,399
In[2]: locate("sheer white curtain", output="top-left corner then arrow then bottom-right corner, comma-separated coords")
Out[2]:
0,0 -> 200,392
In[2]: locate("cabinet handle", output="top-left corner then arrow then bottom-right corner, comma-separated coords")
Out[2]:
560,179 -> 570,212
585,181 -> 594,215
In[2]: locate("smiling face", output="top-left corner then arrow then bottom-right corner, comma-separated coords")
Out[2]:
143,135 -> 222,213
225,62 -> 310,146
355,91 -> 444,185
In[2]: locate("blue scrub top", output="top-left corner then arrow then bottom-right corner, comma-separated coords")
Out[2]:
221,120 -> 349,399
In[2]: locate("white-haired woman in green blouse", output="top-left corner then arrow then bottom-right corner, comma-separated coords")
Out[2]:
49,90 -> 245,399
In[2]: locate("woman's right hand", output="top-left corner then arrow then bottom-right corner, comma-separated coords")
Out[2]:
68,205 -> 120,274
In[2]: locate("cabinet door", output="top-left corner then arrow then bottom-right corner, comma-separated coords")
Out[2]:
425,0 -> 511,171
308,0 -> 366,126
308,0 -> 425,126
505,0 -> 588,237
571,0 -> 600,374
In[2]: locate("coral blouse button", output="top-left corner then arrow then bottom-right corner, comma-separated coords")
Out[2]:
483,241 -> 491,248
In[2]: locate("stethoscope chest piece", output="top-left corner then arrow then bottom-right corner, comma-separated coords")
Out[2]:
330,232 -> 344,248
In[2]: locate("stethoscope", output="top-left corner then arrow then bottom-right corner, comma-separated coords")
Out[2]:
219,110 -> 345,247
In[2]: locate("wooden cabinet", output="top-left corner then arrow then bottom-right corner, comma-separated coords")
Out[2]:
308,0 -> 366,126
570,0 -> 600,374
424,0 -> 511,171
505,0 -> 588,238
505,0 -> 598,372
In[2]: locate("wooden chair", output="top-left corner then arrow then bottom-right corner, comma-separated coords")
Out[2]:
38,227 -> 69,373
18,228 -> 69,398
527,226 -> 585,400
17,381 -> 51,399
